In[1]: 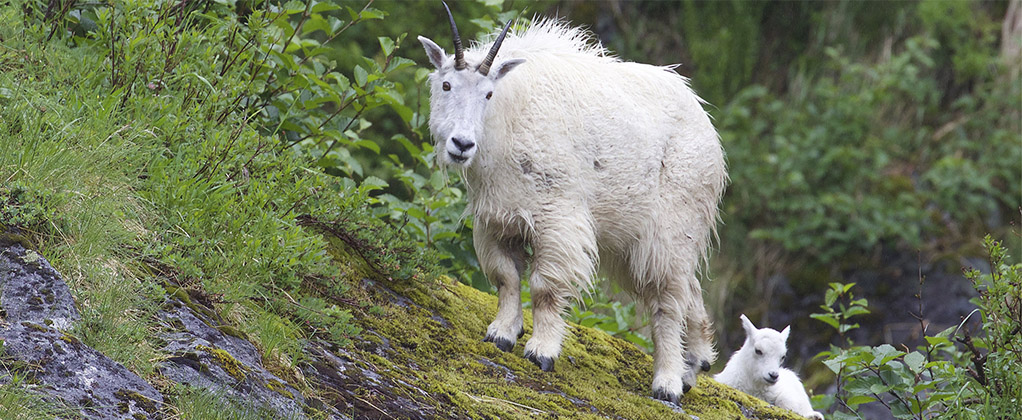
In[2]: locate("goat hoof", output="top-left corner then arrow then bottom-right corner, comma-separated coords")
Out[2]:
517,328 -> 525,339
524,350 -> 555,372
683,383 -> 692,393
483,334 -> 516,352
652,387 -> 681,404
701,360 -> 711,372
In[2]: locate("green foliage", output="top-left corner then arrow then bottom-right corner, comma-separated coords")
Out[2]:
718,28 -> 1018,266
809,282 -> 870,339
168,385 -> 297,420
0,185 -> 67,237
2,0 -> 451,396
567,290 -> 654,353
812,238 -> 1022,419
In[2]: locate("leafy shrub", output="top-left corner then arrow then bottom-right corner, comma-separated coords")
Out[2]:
812,236 -> 1022,419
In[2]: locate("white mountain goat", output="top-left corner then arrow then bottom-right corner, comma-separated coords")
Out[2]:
715,315 -> 824,420
418,4 -> 726,403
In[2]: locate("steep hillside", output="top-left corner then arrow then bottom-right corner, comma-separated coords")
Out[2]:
0,4 -> 804,419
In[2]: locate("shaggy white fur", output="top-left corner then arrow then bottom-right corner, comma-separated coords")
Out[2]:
419,15 -> 726,403
715,315 -> 824,420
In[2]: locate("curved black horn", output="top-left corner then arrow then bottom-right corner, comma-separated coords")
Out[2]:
477,19 -> 512,76
442,1 -> 467,70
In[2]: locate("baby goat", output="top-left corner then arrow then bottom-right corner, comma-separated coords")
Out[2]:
715,315 -> 824,420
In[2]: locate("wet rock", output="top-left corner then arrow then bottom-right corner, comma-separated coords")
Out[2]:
302,343 -> 441,419
157,288 -> 315,419
0,243 -> 163,419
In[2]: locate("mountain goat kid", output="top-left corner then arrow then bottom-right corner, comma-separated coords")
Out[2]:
715,315 -> 824,420
418,5 -> 726,403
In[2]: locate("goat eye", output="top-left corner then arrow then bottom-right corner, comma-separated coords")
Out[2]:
442,82 -> 451,91
486,91 -> 493,100
755,349 -> 763,356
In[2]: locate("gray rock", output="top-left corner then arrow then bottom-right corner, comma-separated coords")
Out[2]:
0,243 -> 79,330
0,243 -> 163,419
156,288 -> 312,419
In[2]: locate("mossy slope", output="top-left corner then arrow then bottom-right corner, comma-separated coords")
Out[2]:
324,238 -> 803,420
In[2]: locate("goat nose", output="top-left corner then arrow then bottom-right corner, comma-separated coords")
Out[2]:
768,372 -> 779,382
451,137 -> 475,152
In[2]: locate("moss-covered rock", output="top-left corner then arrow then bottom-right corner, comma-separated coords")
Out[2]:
301,235 -> 804,419
306,273 -> 801,418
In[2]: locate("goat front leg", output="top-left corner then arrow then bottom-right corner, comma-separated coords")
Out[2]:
475,227 -> 526,352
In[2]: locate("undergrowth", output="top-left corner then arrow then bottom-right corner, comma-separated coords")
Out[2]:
1,0 -> 442,416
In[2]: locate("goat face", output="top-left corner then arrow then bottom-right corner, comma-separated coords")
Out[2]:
740,314 -> 791,386
418,9 -> 524,168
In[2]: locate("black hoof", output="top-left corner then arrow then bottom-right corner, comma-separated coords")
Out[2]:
683,383 -> 692,393
524,350 -> 555,372
517,328 -> 525,339
701,360 -> 711,372
483,334 -> 516,352
652,388 -> 681,405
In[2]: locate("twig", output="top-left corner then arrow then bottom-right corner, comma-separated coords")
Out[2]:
462,392 -> 548,415
355,396 -> 395,419
955,329 -> 988,387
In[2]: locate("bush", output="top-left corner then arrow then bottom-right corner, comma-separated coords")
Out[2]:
811,236 -> 1022,419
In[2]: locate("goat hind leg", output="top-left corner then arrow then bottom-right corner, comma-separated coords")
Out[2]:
649,298 -> 691,404
683,292 -> 716,376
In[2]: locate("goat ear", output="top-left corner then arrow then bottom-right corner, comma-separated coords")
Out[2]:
740,314 -> 756,336
780,326 -> 791,341
418,36 -> 448,70
490,58 -> 526,81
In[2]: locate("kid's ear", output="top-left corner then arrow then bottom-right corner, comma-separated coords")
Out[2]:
740,314 -> 756,337
780,326 -> 791,342
418,36 -> 447,69
490,58 -> 526,81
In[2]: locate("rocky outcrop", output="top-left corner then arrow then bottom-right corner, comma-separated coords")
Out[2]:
0,243 -> 163,420
157,286 -> 315,419
0,239 -> 806,420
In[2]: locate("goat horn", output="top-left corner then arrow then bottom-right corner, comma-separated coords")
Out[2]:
477,19 -> 512,76
442,1 -> 467,70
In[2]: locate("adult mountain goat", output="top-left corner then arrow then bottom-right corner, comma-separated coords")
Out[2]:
419,5 -> 727,403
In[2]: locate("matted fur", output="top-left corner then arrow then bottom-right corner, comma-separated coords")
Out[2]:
420,17 -> 727,401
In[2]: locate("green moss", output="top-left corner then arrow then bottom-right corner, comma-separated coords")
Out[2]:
20,321 -> 49,332
328,264 -> 806,420
265,379 -> 294,399
196,344 -> 249,381
164,285 -> 220,322
215,325 -> 249,340
60,332 -> 81,345
114,389 -> 159,414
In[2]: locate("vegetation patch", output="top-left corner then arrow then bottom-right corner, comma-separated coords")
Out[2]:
196,345 -> 249,382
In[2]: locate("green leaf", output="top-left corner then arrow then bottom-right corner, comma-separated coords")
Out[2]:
810,313 -> 840,330
379,37 -> 395,56
360,8 -> 386,20
904,351 -> 926,373
355,139 -> 381,154
310,1 -> 340,13
846,395 -> 877,405
354,65 -> 368,87
825,288 -> 838,307
359,176 -> 388,192
871,344 -> 904,365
